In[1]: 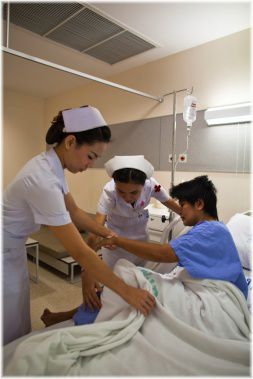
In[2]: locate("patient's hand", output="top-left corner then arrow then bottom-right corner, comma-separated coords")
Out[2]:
87,234 -> 105,252
81,270 -> 103,310
87,236 -> 98,252
97,236 -> 117,250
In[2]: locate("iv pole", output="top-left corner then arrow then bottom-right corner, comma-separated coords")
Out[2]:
162,87 -> 193,224
162,87 -> 193,187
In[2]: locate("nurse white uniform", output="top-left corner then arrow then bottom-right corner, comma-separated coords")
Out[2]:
98,177 -> 170,268
3,148 -> 71,345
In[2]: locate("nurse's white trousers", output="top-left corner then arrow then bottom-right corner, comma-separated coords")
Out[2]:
3,247 -> 31,345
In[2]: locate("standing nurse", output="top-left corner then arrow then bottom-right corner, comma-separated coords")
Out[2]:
3,105 -> 155,345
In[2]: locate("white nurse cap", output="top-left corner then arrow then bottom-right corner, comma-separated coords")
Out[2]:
62,106 -> 107,133
105,155 -> 154,179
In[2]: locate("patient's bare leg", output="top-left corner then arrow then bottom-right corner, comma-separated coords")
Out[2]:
41,307 -> 78,327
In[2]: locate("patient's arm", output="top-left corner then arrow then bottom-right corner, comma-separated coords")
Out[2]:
99,236 -> 178,263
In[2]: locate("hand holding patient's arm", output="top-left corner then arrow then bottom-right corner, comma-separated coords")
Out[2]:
87,212 -> 117,251
98,236 -> 178,263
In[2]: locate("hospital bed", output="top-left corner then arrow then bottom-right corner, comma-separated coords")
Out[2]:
3,211 -> 251,376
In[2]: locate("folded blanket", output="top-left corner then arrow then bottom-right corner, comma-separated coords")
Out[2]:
5,259 -> 250,376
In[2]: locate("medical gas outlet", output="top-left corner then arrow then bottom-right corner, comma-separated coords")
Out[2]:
179,153 -> 187,163
169,154 -> 187,163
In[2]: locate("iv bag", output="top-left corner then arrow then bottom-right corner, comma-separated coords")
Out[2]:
183,95 -> 197,127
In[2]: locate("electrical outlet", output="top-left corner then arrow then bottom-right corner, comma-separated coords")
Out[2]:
179,153 -> 187,163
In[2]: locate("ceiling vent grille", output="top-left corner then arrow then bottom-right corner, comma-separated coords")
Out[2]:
3,2 -> 84,36
47,8 -> 124,52
3,2 -> 156,64
85,31 -> 156,65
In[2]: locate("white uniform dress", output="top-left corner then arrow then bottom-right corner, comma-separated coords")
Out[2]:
3,148 -> 71,345
98,178 -> 170,268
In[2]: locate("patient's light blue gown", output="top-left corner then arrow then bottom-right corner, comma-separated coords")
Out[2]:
170,220 -> 248,298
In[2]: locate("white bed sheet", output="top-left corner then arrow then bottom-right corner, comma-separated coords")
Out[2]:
4,259 -> 250,376
4,319 -> 74,368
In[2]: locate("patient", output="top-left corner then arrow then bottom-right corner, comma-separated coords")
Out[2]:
98,175 -> 248,299
41,175 -> 247,327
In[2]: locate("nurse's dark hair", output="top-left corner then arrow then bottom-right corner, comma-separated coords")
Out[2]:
170,175 -> 219,220
46,106 -> 111,145
113,168 -> 146,185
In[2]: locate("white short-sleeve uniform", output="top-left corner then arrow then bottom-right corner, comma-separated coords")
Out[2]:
3,148 -> 71,345
98,178 -> 170,268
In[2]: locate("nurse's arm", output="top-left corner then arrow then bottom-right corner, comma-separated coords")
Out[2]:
162,199 -> 181,215
48,223 -> 155,316
99,236 -> 178,263
64,193 -> 112,238
83,212 -> 107,309
86,212 -> 107,251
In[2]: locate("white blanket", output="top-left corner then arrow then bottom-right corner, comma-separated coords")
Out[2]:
5,259 -> 250,376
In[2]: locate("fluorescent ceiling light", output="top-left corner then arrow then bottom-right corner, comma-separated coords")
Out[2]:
204,102 -> 252,126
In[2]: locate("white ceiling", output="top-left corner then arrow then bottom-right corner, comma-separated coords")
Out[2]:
3,1 -> 251,98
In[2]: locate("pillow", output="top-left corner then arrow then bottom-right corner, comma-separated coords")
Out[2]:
226,213 -> 252,270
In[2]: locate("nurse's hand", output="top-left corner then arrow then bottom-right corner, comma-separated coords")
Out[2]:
81,270 -> 103,311
97,236 -> 117,250
86,228 -> 116,251
122,287 -> 156,316
87,234 -> 102,252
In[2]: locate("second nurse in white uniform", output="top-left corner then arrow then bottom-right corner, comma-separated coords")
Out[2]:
82,156 -> 180,309
3,106 -> 155,345
88,155 -> 180,268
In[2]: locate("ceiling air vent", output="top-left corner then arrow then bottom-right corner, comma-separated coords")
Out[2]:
3,2 -> 157,64
84,30 -> 156,65
3,2 -> 84,36
47,7 -> 124,52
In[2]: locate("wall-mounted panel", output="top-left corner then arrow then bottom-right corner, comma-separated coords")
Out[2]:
94,110 -> 251,173
160,110 -> 251,173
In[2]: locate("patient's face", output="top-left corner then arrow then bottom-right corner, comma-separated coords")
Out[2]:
179,201 -> 200,226
115,181 -> 143,204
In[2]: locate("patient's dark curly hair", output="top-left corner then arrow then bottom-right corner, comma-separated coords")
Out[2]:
170,175 -> 219,220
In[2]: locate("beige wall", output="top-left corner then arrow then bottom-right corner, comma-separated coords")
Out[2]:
3,29 -> 251,222
3,89 -> 45,188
